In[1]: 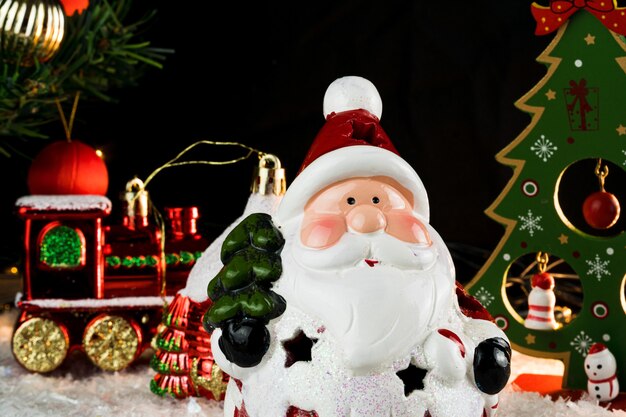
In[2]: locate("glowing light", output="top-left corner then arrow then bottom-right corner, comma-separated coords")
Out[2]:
9,266 -> 18,274
95,149 -> 104,158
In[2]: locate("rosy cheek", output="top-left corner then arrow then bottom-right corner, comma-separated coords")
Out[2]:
300,215 -> 347,249
385,212 -> 432,245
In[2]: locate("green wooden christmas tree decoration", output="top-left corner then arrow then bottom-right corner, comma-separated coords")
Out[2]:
466,3 -> 626,391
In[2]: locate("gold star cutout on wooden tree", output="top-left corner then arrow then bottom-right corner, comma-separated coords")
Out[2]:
584,33 -> 596,45
558,234 -> 569,244
617,124 -> 626,135
545,89 -> 556,100
525,334 -> 536,345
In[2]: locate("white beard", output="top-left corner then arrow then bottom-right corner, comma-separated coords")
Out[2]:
276,217 -> 455,375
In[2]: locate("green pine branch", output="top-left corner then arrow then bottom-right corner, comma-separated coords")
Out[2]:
0,0 -> 172,156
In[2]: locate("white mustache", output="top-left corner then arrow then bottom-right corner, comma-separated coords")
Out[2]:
291,230 -> 436,271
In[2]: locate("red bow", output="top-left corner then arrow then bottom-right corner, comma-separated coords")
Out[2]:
531,0 -> 626,36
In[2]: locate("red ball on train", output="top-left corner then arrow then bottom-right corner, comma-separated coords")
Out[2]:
27,140 -> 108,195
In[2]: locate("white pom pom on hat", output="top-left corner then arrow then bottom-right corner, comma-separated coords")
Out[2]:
323,76 -> 383,119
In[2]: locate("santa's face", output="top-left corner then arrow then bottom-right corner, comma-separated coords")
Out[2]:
278,176 -> 454,374
300,176 -> 431,250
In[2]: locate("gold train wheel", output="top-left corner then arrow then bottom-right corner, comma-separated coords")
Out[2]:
12,317 -> 69,373
83,315 -> 141,372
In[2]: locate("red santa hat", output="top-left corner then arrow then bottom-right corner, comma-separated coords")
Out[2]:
588,343 -> 609,357
276,76 -> 430,224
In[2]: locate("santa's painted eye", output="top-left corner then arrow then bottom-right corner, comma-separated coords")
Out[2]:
372,196 -> 380,204
598,364 -> 603,369
587,364 -> 590,369
347,197 -> 356,205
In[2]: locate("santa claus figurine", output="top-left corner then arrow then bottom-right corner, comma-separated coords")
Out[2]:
585,343 -> 619,402
205,76 -> 511,417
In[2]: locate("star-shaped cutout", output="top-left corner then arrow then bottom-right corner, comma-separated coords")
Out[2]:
584,33 -> 596,45
396,363 -> 428,397
545,89 -> 556,100
558,233 -> 569,244
282,329 -> 318,368
525,333 -> 536,345
617,124 -> 626,136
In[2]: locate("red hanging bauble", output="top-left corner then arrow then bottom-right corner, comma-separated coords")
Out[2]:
583,191 -> 620,229
27,140 -> 108,195
582,160 -> 621,230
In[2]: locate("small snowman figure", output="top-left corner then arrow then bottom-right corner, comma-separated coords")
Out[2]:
585,342 -> 620,402
524,270 -> 558,331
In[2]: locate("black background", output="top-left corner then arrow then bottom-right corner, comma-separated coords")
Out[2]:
1,1 -> 557,282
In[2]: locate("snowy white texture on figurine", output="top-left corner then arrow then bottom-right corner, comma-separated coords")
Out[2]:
585,343 -> 619,402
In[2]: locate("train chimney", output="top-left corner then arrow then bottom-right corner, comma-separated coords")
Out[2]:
165,207 -> 200,240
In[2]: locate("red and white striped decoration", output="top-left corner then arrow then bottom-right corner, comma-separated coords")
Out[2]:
524,272 -> 558,330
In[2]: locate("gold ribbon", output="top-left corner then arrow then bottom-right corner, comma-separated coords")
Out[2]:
54,91 -> 81,142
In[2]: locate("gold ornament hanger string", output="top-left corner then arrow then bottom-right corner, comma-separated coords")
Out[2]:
54,91 -> 81,142
594,158 -> 609,191
136,140 -> 267,298
142,140 -> 265,190
536,251 -> 549,273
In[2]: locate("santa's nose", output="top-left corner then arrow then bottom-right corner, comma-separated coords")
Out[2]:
346,205 -> 386,233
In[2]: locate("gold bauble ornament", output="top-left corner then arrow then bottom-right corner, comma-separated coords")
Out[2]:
0,0 -> 65,66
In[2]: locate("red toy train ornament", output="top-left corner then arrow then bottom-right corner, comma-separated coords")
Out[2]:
11,178 -> 210,373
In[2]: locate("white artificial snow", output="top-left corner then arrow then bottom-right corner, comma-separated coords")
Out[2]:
15,195 -> 112,212
0,309 -> 625,416
498,390 -> 625,417
0,309 -> 223,417
180,193 -> 282,302
18,296 -> 174,309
